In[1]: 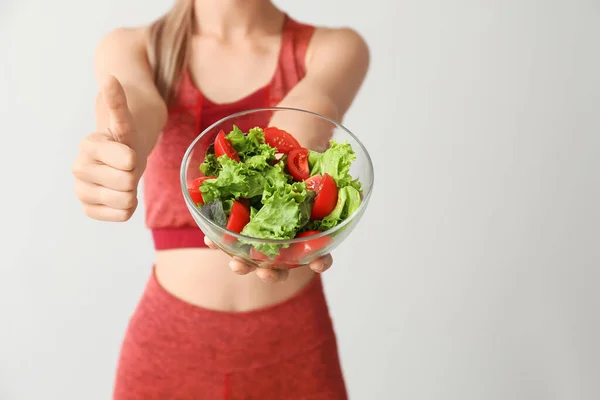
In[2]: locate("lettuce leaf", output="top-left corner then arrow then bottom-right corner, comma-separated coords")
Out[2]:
298,190 -> 316,230
241,188 -> 304,257
226,126 -> 276,170
241,191 -> 300,240
262,159 -> 289,197
343,185 -> 362,218
310,140 -> 362,192
199,144 -> 221,176
200,157 -> 265,203
308,150 -> 322,170
240,174 -> 309,257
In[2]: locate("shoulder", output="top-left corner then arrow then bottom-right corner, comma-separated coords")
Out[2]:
306,26 -> 370,72
94,26 -> 149,61
93,26 -> 155,84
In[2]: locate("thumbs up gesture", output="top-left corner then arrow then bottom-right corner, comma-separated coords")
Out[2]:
72,76 -> 140,221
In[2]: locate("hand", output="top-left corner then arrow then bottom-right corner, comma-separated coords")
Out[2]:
72,76 -> 140,221
204,237 -> 334,283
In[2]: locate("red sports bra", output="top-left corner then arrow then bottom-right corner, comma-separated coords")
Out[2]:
143,16 -> 316,250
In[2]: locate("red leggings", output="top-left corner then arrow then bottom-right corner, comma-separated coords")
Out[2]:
113,269 -> 348,399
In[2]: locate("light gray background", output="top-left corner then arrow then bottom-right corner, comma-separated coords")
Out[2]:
1,0 -> 599,399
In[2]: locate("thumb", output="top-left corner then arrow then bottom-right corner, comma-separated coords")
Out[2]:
102,75 -> 136,147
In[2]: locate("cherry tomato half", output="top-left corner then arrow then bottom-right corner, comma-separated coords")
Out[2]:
263,126 -> 301,154
305,174 -> 322,192
214,129 -> 240,162
225,200 -> 250,233
293,230 -> 333,258
238,198 -> 250,208
249,247 -> 300,269
287,148 -> 310,181
187,176 -> 216,205
306,173 -> 338,220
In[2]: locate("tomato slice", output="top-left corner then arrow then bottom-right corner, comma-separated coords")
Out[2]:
263,126 -> 301,153
309,173 -> 338,220
225,200 -> 250,233
305,175 -> 322,192
214,129 -> 240,162
287,148 -> 310,181
187,176 -> 216,205
238,198 -> 250,208
250,248 -> 270,262
250,247 -> 300,269
293,230 -> 333,258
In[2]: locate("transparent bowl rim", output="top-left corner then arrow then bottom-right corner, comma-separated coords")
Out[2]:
180,106 -> 375,245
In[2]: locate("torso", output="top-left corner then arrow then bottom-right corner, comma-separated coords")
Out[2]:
146,14 -> 320,312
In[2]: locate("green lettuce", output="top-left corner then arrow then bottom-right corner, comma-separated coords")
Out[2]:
310,140 -> 362,192
200,157 -> 265,203
261,159 -> 306,201
226,126 -> 276,170
241,184 -> 308,257
224,126 -> 246,150
199,144 -> 221,176
262,160 -> 289,196
298,190 -> 316,230
308,150 -> 322,170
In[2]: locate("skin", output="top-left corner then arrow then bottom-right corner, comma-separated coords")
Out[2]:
72,0 -> 369,312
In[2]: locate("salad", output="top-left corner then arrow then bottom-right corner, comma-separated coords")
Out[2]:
187,125 -> 362,259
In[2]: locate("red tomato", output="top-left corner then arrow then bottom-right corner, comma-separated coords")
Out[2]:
250,247 -> 300,269
214,129 -> 240,162
293,231 -> 333,257
287,148 -> 310,181
250,247 -> 290,261
263,126 -> 301,153
250,248 -> 270,262
308,173 -> 338,220
238,198 -> 250,208
305,174 -> 322,192
187,176 -> 216,205
225,200 -> 250,233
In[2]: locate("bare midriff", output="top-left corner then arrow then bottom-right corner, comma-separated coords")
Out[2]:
155,249 -> 316,312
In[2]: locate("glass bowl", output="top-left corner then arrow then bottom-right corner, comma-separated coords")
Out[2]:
180,107 -> 374,269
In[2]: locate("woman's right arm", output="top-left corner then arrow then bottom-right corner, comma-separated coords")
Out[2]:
73,28 -> 167,221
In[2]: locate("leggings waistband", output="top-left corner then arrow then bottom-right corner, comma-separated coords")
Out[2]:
129,267 -> 335,371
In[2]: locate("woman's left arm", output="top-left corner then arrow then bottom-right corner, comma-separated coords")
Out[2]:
206,27 -> 370,283
272,27 -> 370,148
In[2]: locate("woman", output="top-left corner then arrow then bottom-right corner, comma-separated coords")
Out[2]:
72,0 -> 369,398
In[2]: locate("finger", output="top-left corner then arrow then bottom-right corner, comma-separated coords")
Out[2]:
309,254 -> 333,273
75,180 -> 137,210
229,258 -> 256,275
72,160 -> 137,192
81,203 -> 135,222
256,267 -> 283,283
79,134 -> 136,171
102,75 -> 135,146
203,236 -> 219,250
